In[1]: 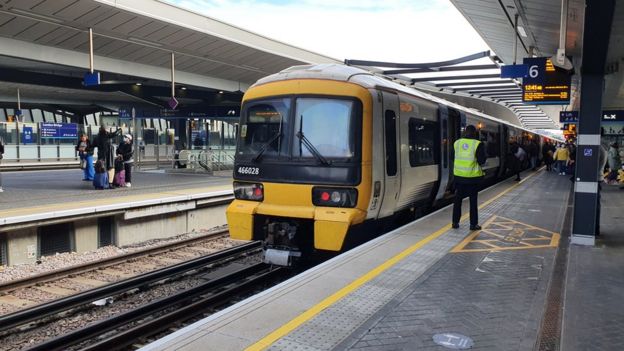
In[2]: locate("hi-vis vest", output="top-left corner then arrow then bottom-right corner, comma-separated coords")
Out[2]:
453,138 -> 484,178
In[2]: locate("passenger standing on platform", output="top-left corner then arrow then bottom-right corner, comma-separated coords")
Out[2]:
607,142 -> 621,184
554,143 -> 569,175
597,136 -> 609,235
528,139 -> 539,171
93,126 -> 121,187
76,134 -> 95,181
451,125 -> 486,231
509,140 -> 524,181
0,137 -> 4,192
117,134 -> 134,187
543,141 -> 554,171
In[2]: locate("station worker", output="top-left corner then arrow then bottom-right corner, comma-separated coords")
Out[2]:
452,125 -> 487,230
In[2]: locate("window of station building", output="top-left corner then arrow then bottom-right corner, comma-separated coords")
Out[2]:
43,110 -> 55,122
0,108 -> 6,122
384,110 -> 398,176
38,222 -> 75,258
98,217 -> 116,247
31,109 -> 44,123
408,118 -> 437,167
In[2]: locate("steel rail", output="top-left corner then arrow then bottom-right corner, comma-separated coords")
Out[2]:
0,229 -> 230,293
0,241 -> 261,332
29,264 -> 285,351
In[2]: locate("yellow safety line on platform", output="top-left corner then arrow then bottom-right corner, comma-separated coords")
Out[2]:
0,185 -> 232,219
246,169 -> 544,351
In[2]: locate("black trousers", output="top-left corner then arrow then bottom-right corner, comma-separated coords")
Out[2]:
453,183 -> 479,226
124,162 -> 132,183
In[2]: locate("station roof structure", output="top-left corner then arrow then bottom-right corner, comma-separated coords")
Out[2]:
0,0 -> 339,115
451,0 -> 624,130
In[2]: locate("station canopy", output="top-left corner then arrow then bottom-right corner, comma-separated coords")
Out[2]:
450,0 -> 624,131
0,0 -> 339,116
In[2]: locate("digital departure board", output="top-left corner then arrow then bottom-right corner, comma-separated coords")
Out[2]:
522,57 -> 571,104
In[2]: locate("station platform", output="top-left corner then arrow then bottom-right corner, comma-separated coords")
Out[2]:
142,169 -> 624,351
0,168 -> 233,225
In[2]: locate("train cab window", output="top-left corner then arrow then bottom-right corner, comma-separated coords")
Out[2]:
238,98 -> 291,159
292,98 -> 355,159
408,118 -> 437,166
384,110 -> 397,176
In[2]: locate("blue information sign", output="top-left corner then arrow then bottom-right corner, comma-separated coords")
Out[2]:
40,123 -> 78,139
22,126 -> 33,144
559,111 -> 578,123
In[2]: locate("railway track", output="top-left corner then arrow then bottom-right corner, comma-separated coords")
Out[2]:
0,229 -> 237,316
1,241 -> 270,351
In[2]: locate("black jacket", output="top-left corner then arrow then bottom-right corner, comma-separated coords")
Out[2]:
93,129 -> 121,161
451,138 -> 487,184
116,142 -> 133,162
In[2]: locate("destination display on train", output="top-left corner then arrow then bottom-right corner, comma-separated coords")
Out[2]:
522,57 -> 571,104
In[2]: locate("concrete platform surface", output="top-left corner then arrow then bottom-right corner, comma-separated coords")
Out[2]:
143,169 -> 584,351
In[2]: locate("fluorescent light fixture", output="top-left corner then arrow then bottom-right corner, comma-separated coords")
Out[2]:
10,8 -> 63,24
135,83 -> 142,86
219,91 -> 224,94
180,86 -> 187,90
517,26 -> 527,37
128,37 -> 163,47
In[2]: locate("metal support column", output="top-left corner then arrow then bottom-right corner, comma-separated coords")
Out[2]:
571,0 -> 615,245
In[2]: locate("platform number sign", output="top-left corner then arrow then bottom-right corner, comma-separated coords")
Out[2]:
522,57 -> 571,104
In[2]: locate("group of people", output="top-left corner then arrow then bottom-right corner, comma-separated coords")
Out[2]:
75,126 -> 134,190
541,141 -> 577,177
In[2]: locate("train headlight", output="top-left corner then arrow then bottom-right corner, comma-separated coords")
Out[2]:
312,187 -> 357,208
234,182 -> 264,201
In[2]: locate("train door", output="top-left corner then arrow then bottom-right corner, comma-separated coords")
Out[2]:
377,91 -> 401,219
433,106 -> 462,202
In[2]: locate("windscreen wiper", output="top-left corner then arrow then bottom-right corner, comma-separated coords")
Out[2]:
252,132 -> 282,162
297,114 -> 330,166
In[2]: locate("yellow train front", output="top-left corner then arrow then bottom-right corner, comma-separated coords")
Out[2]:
226,63 -> 545,265
226,65 -> 374,265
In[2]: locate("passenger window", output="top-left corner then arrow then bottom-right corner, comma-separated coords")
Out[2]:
384,110 -> 397,176
409,118 -> 437,167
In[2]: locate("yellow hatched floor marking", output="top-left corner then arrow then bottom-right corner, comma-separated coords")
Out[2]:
451,214 -> 560,253
246,170 -> 544,351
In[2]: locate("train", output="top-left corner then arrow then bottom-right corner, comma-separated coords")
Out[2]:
226,63 -> 551,265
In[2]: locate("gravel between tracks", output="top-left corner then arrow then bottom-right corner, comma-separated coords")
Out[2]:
0,226 -> 230,283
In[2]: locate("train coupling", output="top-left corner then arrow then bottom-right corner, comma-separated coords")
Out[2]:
263,248 -> 301,266
262,221 -> 302,266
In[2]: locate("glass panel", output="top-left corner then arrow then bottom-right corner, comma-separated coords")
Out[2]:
292,98 -> 354,159
32,109 -> 44,123
0,109 -> 6,122
408,119 -> 437,167
238,98 -> 291,159
384,110 -> 397,176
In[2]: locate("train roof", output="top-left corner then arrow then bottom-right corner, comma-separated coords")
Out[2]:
253,64 -> 548,137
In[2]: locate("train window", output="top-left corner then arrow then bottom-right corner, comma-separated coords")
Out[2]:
238,98 -> 291,158
385,110 -> 397,176
292,98 -> 355,159
408,118 -> 437,167
479,129 -> 500,158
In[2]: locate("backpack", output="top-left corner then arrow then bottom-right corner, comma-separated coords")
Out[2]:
113,169 -> 126,187
93,172 -> 109,189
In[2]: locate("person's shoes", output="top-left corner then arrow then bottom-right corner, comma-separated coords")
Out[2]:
470,225 -> 482,231
452,223 -> 459,229
514,178 -> 521,181
126,183 -> 131,188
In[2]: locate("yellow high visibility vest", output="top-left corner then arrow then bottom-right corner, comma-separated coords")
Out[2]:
453,138 -> 484,178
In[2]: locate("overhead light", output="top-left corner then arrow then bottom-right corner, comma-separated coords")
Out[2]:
180,86 -> 187,90
135,83 -> 142,86
128,37 -> 163,47
10,8 -> 63,24
517,26 -> 527,38
219,91 -> 224,94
